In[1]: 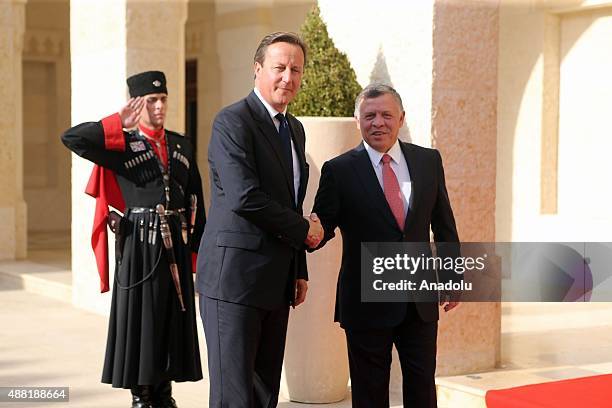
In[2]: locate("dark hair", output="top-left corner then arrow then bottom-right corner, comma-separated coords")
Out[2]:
254,31 -> 308,66
354,83 -> 404,117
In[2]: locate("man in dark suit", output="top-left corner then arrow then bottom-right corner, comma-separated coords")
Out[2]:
312,84 -> 460,408
196,32 -> 322,407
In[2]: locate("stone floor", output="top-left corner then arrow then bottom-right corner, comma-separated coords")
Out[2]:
0,286 -> 367,407
2,234 -> 612,407
436,302 -> 612,407
0,235 -> 366,407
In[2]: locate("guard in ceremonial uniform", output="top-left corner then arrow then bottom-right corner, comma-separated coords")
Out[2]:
61,71 -> 205,408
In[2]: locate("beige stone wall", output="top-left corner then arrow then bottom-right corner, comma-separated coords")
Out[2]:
127,1 -> 187,132
214,0 -> 271,107
70,0 -> 126,315
497,3 -> 551,242
65,0 -> 312,313
0,0 -> 27,260
213,0 -> 313,106
557,7 -> 612,239
23,0 -> 71,233
186,1 -> 220,209
70,0 -> 187,314
497,1 -> 612,242
187,0 -> 312,208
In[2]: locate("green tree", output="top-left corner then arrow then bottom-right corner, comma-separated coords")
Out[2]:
290,5 -> 361,117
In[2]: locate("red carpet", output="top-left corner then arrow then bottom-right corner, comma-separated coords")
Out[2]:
485,374 -> 612,408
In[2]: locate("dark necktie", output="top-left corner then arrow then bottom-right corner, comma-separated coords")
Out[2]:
382,154 -> 405,230
275,113 -> 294,177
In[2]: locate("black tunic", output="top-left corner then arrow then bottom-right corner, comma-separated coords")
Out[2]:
62,121 -> 205,388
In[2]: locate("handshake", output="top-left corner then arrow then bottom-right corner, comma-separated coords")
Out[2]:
304,213 -> 324,249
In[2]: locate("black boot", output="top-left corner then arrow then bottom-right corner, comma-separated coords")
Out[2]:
153,381 -> 177,408
131,385 -> 154,408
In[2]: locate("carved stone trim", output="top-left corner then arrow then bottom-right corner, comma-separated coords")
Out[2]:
185,25 -> 202,56
23,29 -> 65,59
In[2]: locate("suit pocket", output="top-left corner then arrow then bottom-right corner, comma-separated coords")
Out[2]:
216,231 -> 262,251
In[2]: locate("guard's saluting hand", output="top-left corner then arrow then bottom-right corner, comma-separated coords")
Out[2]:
119,96 -> 144,129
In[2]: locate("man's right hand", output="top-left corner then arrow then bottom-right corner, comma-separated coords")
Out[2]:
119,97 -> 144,129
304,212 -> 323,249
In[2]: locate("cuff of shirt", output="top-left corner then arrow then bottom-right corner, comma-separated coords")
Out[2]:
101,113 -> 125,151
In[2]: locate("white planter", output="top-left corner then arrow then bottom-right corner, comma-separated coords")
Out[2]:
281,117 -> 362,403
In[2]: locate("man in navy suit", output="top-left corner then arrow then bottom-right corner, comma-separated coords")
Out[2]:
196,32 -> 322,407
312,84 -> 460,407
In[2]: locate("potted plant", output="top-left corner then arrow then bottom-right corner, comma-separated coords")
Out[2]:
281,5 -> 362,404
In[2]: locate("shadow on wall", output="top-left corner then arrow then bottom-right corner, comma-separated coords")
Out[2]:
369,45 -> 412,143
495,2 -> 597,241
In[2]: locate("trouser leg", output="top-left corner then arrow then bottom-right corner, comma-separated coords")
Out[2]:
201,296 -> 288,408
345,328 -> 394,408
253,305 -> 289,407
394,303 -> 438,408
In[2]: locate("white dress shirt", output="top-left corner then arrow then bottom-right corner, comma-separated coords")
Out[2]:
254,87 -> 301,205
363,140 -> 412,214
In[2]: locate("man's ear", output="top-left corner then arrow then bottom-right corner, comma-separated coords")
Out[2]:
254,61 -> 262,79
399,111 -> 406,127
355,115 -> 361,131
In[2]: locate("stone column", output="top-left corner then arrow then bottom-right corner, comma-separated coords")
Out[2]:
70,0 -> 187,314
0,0 -> 27,260
431,0 -> 500,377
186,1 -> 222,209
196,22 -> 221,210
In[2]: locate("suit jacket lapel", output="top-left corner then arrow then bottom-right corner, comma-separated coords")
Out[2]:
351,143 -> 400,231
400,142 -> 421,233
246,92 -> 295,198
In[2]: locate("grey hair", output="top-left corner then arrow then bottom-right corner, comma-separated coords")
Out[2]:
354,83 -> 404,118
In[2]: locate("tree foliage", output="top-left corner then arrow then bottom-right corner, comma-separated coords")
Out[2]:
290,5 -> 361,117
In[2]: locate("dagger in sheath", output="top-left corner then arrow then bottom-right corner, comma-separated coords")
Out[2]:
155,204 -> 186,312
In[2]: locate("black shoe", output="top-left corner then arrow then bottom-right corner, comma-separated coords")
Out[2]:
153,381 -> 178,408
131,385 -> 154,408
